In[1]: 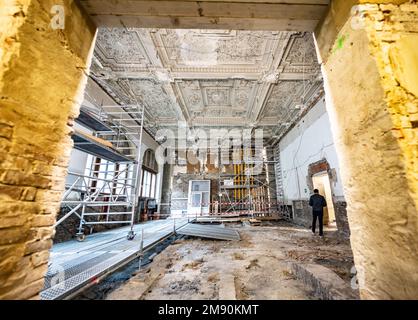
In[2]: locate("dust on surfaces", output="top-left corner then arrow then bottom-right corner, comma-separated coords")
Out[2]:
163,278 -> 201,295
86,220 -> 355,300
232,252 -> 245,260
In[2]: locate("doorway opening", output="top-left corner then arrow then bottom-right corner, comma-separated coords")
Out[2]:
188,180 -> 211,217
312,172 -> 336,227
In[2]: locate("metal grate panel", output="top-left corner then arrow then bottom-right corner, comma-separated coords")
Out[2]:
177,224 -> 240,241
41,219 -> 189,300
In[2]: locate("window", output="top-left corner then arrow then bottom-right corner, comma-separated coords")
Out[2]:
140,149 -> 159,198
141,169 -> 157,198
84,155 -> 132,196
143,149 -> 158,172
85,150 -> 158,199
150,173 -> 156,198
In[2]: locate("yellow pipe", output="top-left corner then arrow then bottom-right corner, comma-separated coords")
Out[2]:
234,164 -> 237,201
237,163 -> 241,200
238,163 -> 241,201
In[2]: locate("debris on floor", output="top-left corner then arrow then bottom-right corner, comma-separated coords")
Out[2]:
176,223 -> 240,241
76,220 -> 358,300
249,218 -> 262,226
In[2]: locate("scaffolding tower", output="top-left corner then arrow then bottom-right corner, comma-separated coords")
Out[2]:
55,104 -> 145,241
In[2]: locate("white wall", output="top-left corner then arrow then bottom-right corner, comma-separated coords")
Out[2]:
279,98 -> 345,202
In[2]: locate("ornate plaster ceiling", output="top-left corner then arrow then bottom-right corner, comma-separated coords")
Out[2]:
90,28 -> 323,140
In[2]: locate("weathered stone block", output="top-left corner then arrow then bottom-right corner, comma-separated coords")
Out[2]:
317,2 -> 418,299
27,226 -> 55,242
0,244 -> 25,275
0,0 -> 95,298
0,278 -> 45,300
0,227 -> 28,246
30,215 -> 56,228
0,170 -> 50,189
20,187 -> 37,202
24,239 -> 53,256
30,250 -> 50,268
0,122 -> 14,139
0,184 -> 24,201
0,214 -> 28,229
24,264 -> 48,285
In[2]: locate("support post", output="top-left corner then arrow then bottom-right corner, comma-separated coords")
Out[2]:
315,1 -> 418,299
0,0 -> 96,299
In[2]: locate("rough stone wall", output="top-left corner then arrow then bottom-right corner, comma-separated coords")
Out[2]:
292,200 -> 311,227
0,1 -> 96,299
363,3 -> 418,209
334,201 -> 350,238
317,2 -> 418,299
289,198 -> 350,238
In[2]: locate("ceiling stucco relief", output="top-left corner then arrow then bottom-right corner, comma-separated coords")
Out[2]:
87,27 -> 323,139
95,78 -> 133,106
124,79 -> 178,120
280,32 -> 320,75
262,81 -> 306,119
153,29 -> 281,74
95,28 -> 155,72
175,79 -> 257,123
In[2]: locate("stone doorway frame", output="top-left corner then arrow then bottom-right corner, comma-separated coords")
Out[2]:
1,0 -> 418,300
307,159 -> 337,226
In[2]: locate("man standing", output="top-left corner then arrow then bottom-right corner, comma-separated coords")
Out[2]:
309,189 -> 327,237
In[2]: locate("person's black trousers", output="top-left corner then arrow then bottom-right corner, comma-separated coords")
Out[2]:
312,210 -> 324,236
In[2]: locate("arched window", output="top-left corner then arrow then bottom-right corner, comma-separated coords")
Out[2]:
141,149 -> 158,198
143,149 -> 158,173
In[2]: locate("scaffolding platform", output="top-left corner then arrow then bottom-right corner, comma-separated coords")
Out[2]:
60,102 -> 146,240
72,132 -> 133,163
76,108 -> 112,132
41,218 -> 189,300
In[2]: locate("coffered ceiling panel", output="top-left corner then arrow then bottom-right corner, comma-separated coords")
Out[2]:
153,29 -> 277,72
262,81 -> 306,119
95,28 -> 153,71
175,79 -> 256,121
280,32 -> 319,74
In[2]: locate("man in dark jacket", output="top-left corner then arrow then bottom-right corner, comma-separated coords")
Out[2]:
309,189 -> 327,236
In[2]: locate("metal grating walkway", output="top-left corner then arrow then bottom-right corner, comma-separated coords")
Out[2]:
176,223 -> 241,241
41,219 -> 189,300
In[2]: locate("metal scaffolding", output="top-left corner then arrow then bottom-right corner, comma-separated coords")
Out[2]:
55,103 -> 145,241
217,146 -> 279,217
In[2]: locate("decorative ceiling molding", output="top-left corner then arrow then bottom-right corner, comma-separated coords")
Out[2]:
152,29 -> 279,73
89,28 -> 323,138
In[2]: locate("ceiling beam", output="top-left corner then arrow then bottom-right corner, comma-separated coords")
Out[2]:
80,0 -> 330,31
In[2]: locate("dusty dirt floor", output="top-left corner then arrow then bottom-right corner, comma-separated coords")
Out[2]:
77,220 -> 358,300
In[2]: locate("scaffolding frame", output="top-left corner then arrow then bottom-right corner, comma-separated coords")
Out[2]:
217,145 -> 279,217
55,103 -> 145,241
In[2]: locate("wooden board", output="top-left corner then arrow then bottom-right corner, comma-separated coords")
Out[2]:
75,129 -> 114,149
80,0 -> 330,31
